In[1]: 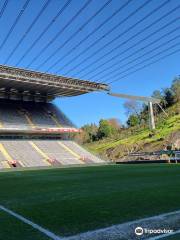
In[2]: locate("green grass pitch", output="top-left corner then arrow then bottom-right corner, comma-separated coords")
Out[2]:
0,164 -> 180,239
164,234 -> 180,240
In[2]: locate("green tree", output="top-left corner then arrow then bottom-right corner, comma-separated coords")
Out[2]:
127,114 -> 139,127
171,77 -> 180,102
163,88 -> 175,107
97,119 -> 115,139
81,124 -> 98,143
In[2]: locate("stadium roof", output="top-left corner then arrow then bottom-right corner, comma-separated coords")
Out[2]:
0,65 -> 109,98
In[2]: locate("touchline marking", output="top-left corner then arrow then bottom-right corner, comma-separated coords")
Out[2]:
147,229 -> 180,240
0,205 -> 180,240
0,205 -> 62,240
65,209 -> 180,240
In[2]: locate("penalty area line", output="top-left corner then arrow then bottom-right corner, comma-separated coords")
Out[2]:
0,205 -> 62,240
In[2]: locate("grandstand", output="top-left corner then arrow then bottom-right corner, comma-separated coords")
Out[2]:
0,99 -> 74,129
0,65 -> 108,169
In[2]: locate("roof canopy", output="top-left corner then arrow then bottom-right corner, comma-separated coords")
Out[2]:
0,65 -> 109,100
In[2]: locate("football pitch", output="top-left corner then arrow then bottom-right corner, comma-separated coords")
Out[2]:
0,164 -> 180,240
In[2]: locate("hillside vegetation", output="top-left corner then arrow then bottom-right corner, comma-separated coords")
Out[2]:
76,77 -> 180,161
85,104 -> 180,160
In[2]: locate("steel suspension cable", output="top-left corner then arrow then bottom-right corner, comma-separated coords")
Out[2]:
108,48 -> 180,84
82,24 -> 180,80
4,0 -> 51,64
0,0 -> 31,51
105,42 -> 180,84
35,0 -> 113,70
96,34 -> 180,83
65,3 -> 179,77
57,0 -> 169,75
27,0 -> 94,68
45,0 -> 133,72
15,0 -> 72,66
0,0 -> 9,19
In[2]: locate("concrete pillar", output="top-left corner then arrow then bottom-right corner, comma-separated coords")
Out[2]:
148,101 -> 155,130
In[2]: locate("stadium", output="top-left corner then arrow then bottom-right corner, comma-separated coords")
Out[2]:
0,0 -> 180,240
0,64 -> 108,168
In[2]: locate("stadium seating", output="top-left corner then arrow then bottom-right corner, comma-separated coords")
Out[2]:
0,99 -> 104,169
62,141 -> 104,163
0,151 -> 7,169
34,141 -> 83,165
0,100 -> 74,129
0,102 -> 28,128
0,161 -> 4,169
0,140 -> 104,168
2,141 -> 49,167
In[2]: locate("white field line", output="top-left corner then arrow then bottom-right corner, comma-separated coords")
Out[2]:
0,204 -> 180,240
147,229 -> 180,240
66,209 -> 180,240
0,205 -> 62,240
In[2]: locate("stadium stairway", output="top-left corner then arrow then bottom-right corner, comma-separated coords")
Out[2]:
29,141 -> 53,166
19,109 -> 35,128
34,141 -> 84,165
43,107 -> 61,128
47,104 -> 74,127
62,141 -> 104,163
0,143 -> 12,168
23,105 -> 56,128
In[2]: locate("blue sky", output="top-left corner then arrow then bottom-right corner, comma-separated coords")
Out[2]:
0,0 -> 179,127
